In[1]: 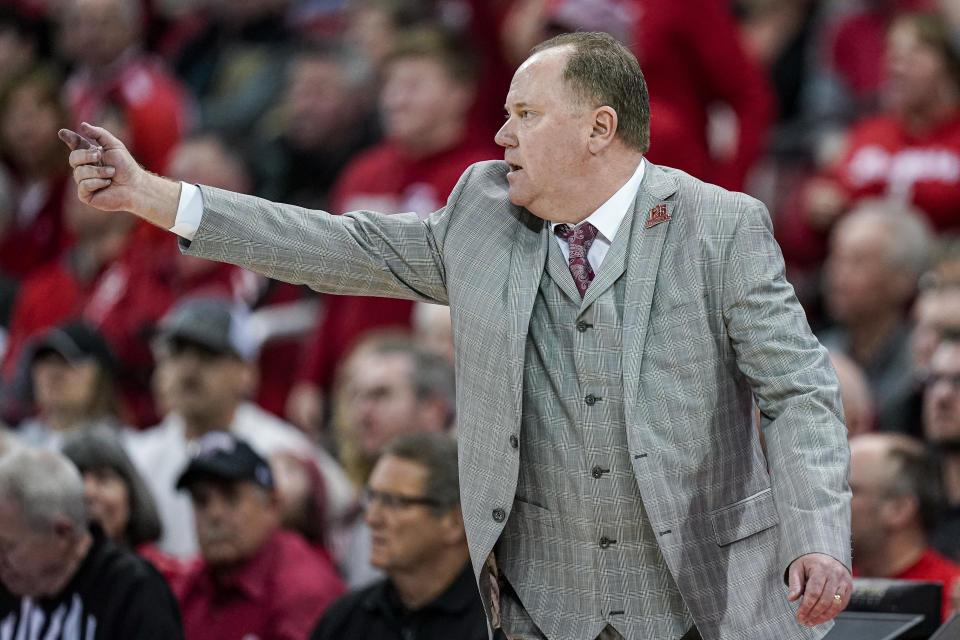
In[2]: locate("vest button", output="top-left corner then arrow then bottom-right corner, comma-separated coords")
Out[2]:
599,536 -> 616,549
492,508 -> 506,523
591,466 -> 605,479
576,321 -> 590,332
585,394 -> 597,406
509,435 -> 519,449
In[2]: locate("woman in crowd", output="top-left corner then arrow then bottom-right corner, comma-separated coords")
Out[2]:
61,425 -> 189,588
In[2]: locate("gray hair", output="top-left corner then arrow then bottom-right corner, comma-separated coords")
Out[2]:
382,432 -> 459,514
843,199 -> 934,279
0,447 -> 88,534
531,31 -> 651,153
61,426 -> 162,546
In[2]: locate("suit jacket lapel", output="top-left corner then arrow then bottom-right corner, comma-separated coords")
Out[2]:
545,234 -> 583,304
506,206 -> 549,405
622,163 -> 679,421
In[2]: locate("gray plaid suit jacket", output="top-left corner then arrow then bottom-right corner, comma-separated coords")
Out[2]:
181,160 -> 851,640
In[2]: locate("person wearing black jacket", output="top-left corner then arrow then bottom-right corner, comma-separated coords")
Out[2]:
310,433 -> 487,640
0,446 -> 184,639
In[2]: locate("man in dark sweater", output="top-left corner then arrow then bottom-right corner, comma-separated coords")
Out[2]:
0,445 -> 184,639
310,432 -> 487,640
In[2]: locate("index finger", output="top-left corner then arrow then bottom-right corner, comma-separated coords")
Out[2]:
58,128 -> 97,151
60,129 -> 103,168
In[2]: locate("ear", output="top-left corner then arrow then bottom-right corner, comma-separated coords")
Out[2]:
882,494 -> 918,529
587,106 -> 618,154
418,395 -> 450,432
437,504 -> 467,545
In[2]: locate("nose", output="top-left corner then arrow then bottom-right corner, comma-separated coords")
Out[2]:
495,118 -> 515,149
364,500 -> 385,528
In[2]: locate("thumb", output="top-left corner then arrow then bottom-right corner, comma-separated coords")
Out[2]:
787,560 -> 805,602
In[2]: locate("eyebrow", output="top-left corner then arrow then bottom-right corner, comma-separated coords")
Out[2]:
505,102 -> 532,112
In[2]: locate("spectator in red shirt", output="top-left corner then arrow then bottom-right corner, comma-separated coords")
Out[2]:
175,431 -> 345,640
59,0 -> 191,174
849,432 -> 960,622
286,27 -> 496,435
0,66 -> 71,281
783,12 -> 960,279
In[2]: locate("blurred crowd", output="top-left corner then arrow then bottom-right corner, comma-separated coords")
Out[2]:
2,0 -> 960,637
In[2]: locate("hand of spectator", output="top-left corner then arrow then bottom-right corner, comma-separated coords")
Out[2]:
787,553 -> 852,627
59,122 -> 180,229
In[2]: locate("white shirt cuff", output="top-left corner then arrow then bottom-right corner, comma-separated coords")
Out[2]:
168,181 -> 203,241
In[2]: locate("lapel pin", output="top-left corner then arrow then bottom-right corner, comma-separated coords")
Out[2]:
645,204 -> 670,229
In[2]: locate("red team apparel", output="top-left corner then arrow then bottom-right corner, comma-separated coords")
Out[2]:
296,137 -> 495,393
832,113 -> 960,232
176,530 -> 345,640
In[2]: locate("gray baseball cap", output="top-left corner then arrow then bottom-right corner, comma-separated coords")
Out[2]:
154,298 -> 256,361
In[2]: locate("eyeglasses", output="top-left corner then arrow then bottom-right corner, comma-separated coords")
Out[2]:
924,372 -> 960,390
361,487 -> 443,511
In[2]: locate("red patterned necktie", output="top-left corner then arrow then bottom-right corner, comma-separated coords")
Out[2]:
555,222 -> 599,298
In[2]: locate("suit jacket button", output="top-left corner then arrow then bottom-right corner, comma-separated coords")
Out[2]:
492,508 -> 506,523
509,435 -> 519,449
576,321 -> 590,332
585,394 -> 597,406
599,536 -> 616,549
592,466 -> 605,479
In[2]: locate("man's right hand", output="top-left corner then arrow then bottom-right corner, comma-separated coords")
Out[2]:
59,122 -> 180,229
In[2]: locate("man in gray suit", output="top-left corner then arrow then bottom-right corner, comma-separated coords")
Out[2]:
62,32 -> 851,640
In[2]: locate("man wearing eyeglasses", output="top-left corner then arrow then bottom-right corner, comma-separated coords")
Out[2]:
310,432 -> 488,640
925,331 -> 960,561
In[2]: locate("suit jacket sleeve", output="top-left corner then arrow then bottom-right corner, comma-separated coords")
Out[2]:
177,165 -> 483,306
720,196 -> 852,578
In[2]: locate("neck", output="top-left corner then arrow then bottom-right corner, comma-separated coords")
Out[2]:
855,529 -> 926,577
43,531 -> 92,597
549,152 -> 642,224
846,313 -> 902,366
44,409 -> 84,433
74,228 -> 129,281
901,87 -> 960,135
183,404 -> 238,441
390,546 -> 469,610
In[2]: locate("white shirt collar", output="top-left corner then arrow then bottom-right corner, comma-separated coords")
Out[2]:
551,158 -> 646,242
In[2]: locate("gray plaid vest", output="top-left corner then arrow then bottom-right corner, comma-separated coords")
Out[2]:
496,209 -> 694,640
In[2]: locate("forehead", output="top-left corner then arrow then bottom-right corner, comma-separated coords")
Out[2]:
369,456 -> 429,493
505,46 -> 572,104
849,438 -> 893,484
355,352 -> 412,382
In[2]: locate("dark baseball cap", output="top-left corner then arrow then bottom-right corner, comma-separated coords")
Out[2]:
29,321 -> 115,373
176,431 -> 274,491
154,297 -> 256,361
